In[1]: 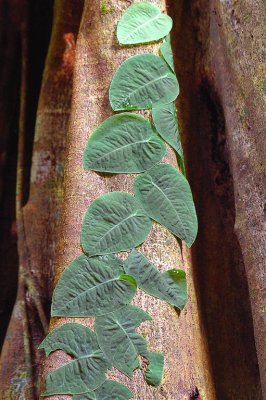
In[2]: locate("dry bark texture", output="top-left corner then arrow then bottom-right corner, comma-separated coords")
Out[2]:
1,0 -> 265,399
42,1 -> 214,399
0,1 -> 82,398
170,0 -> 265,398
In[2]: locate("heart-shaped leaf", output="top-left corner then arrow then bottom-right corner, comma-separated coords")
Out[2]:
144,352 -> 164,387
83,113 -> 166,173
134,164 -> 198,246
95,305 -> 152,377
124,250 -> 187,310
117,2 -> 172,45
51,255 -> 137,317
81,192 -> 152,256
73,380 -> 133,400
39,323 -> 111,395
109,54 -> 179,111
160,35 -> 175,72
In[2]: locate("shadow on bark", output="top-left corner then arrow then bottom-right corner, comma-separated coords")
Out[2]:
0,0 -> 53,351
169,0 -> 262,399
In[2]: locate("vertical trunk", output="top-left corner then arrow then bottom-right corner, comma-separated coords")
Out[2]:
0,1 -> 82,398
42,1 -> 215,399
170,0 -> 265,398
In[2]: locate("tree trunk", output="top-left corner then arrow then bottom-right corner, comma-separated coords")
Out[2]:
0,1 -> 82,398
41,1 -> 214,399
0,0 -> 265,399
170,0 -> 265,398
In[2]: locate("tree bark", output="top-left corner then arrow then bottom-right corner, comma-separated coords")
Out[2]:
0,1 -> 82,398
1,0 -> 265,399
41,1 -> 214,399
170,0 -> 265,398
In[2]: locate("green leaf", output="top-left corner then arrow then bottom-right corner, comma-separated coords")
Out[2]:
109,54 -> 179,111
81,192 -> 152,256
73,380 -> 133,400
95,305 -> 152,377
144,352 -> 164,386
51,255 -> 137,317
160,35 -> 175,72
124,250 -> 187,310
176,153 -> 186,176
152,102 -> 183,157
117,2 -> 172,45
39,323 -> 111,395
83,113 -> 166,173
134,164 -> 198,247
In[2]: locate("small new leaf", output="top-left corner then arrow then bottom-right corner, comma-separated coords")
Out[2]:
81,192 -> 152,256
124,250 -> 187,310
73,380 -> 133,400
95,305 -> 152,377
134,164 -> 198,246
117,2 -> 173,45
51,255 -> 137,317
83,113 -> 166,173
39,323 -> 111,395
144,352 -> 164,386
109,54 -> 179,111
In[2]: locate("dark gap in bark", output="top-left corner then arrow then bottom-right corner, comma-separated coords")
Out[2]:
22,0 -> 54,206
168,0 -> 262,398
0,0 -> 53,351
0,1 -> 21,352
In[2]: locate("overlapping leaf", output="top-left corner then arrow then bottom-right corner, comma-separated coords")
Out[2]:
152,102 -> 185,174
160,35 -> 175,72
95,305 -> 152,377
117,2 -> 172,45
39,323 -> 111,395
144,352 -> 164,386
152,102 -> 183,156
51,255 -> 137,317
81,192 -> 152,256
83,113 -> 166,173
134,164 -> 198,246
109,54 -> 179,111
124,250 -> 187,310
73,380 -> 133,400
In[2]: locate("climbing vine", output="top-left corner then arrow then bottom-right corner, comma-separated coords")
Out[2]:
40,3 -> 198,398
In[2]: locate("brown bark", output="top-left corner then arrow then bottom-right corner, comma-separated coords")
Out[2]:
42,1 -> 214,399
1,0 -> 264,399
210,4 -> 266,396
0,1 -> 82,398
170,0 -> 265,398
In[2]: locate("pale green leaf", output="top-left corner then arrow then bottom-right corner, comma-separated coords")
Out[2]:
39,323 -> 110,395
124,250 -> 187,310
152,102 -> 183,157
83,113 -> 166,173
109,54 -> 179,111
73,380 -> 133,400
81,192 -> 152,256
51,255 -> 137,317
134,164 -> 198,246
152,102 -> 186,174
117,2 -> 172,45
160,35 -> 175,72
144,352 -> 164,386
95,305 -> 152,377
